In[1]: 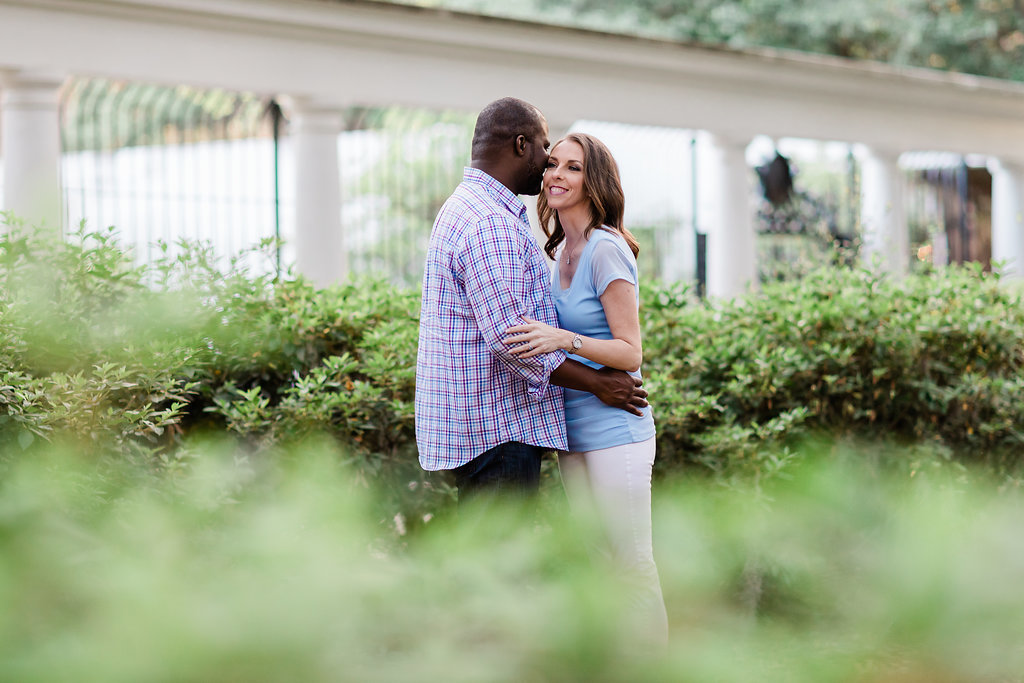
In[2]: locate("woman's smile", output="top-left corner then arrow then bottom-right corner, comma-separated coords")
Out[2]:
543,139 -> 587,211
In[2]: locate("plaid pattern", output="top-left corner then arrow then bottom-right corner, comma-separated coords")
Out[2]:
416,168 -> 567,471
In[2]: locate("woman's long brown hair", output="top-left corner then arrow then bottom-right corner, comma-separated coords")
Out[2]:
537,132 -> 640,260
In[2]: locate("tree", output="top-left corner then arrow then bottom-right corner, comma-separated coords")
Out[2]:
384,0 -> 1024,82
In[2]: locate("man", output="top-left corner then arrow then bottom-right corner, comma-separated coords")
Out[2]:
415,97 -> 647,503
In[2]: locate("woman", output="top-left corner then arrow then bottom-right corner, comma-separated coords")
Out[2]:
503,133 -> 667,643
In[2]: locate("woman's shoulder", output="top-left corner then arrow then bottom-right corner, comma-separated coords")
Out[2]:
587,227 -> 638,293
590,227 -> 635,262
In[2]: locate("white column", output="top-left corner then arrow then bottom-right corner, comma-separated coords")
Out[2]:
1,71 -> 64,234
989,158 -> 1024,278
859,147 -> 908,275
706,134 -> 756,299
291,101 -> 344,287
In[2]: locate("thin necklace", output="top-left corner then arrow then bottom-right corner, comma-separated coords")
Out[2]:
564,236 -> 585,266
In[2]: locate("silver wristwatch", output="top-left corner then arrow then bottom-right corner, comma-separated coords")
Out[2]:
569,333 -> 582,354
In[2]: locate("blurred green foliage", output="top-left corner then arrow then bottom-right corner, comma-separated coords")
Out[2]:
3,216 -> 1024,678
642,263 -> 1024,487
389,0 -> 1024,82
3,214 -> 1024,509
6,214 -> 1024,491
2,440 -> 1024,681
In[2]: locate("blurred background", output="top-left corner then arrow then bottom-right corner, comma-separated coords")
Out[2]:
2,2 -> 1024,681
2,0 -> 1023,292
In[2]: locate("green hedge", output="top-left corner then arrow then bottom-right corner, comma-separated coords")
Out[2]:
642,265 -> 1024,482
2,221 -> 1023,504
6,446 -> 1024,682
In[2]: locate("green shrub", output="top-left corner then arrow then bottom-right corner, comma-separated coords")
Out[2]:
2,218 -> 1023,505
0,219 -> 431,516
2,441 -> 1024,682
5,219 -> 1024,680
641,265 -> 1024,483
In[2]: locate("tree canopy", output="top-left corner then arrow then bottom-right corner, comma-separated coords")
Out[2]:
384,0 -> 1024,82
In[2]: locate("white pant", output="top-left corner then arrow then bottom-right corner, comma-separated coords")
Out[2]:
558,436 -> 668,645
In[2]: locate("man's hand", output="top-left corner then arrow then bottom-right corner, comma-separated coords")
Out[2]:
591,367 -> 648,416
550,359 -> 649,415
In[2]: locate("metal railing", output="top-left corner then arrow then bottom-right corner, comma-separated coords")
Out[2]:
61,78 -> 959,288
61,78 -> 282,273
59,79 -> 479,283
338,106 -> 474,284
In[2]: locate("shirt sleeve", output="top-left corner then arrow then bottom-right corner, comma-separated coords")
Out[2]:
590,237 -> 638,296
457,215 -> 565,398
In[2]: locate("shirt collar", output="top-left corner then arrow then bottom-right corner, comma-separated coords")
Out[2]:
463,167 -> 529,223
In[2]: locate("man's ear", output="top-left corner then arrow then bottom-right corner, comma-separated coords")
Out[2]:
514,134 -> 527,156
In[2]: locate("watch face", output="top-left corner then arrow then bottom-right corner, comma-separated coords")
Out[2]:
572,336 -> 582,350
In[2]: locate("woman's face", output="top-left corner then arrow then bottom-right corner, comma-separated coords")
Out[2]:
543,140 -> 588,214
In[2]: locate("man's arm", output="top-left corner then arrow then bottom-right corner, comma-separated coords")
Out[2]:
459,215 -> 565,394
550,359 -> 648,416
459,214 -> 647,415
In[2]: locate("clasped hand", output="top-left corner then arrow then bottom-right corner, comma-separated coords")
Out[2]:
503,316 -> 569,358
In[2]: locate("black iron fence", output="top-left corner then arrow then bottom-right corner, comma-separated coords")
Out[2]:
60,78 -> 282,272
338,106 -> 473,284
61,78 -> 935,288
59,79 -> 481,284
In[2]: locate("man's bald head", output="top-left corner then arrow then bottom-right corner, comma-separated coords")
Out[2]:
471,97 -> 546,159
469,97 -> 549,196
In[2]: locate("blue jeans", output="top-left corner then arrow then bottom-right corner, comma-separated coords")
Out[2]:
452,441 -> 543,506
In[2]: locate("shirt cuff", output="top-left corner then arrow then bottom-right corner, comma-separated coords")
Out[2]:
527,348 -> 568,400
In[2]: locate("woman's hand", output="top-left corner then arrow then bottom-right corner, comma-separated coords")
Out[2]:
503,316 -> 572,358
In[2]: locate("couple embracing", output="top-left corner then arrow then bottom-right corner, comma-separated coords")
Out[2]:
415,97 -> 667,643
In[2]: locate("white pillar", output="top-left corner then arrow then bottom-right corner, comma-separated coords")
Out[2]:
706,134 -> 756,299
291,101 -> 344,287
989,158 -> 1024,278
1,71 -> 64,234
859,147 -> 908,275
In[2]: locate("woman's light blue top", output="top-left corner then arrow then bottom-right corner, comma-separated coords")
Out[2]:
552,228 -> 656,453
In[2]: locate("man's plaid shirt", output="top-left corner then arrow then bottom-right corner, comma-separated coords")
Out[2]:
415,168 -> 567,471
